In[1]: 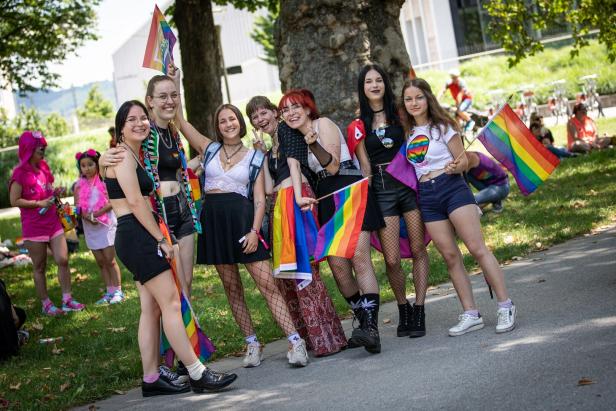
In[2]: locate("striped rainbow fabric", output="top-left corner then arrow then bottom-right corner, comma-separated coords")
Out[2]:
158,219 -> 214,364
478,104 -> 560,196
142,5 -> 176,74
314,178 -> 368,261
272,187 -> 317,290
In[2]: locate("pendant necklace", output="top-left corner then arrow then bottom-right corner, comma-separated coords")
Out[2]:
222,142 -> 244,165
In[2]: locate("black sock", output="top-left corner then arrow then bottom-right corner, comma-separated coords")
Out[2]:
345,292 -> 362,310
361,293 -> 380,310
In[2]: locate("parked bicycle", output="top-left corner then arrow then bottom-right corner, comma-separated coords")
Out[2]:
578,74 -> 605,118
514,84 -> 536,125
486,88 -> 505,117
547,79 -> 570,124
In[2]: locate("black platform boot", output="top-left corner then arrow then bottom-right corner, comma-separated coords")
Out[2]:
408,304 -> 426,338
397,301 -> 413,337
347,304 -> 364,349
363,305 -> 381,354
349,294 -> 381,354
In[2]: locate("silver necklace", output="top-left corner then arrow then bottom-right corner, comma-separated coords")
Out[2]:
156,124 -> 174,150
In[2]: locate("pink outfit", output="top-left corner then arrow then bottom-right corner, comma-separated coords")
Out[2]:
76,176 -> 117,250
9,131 -> 63,242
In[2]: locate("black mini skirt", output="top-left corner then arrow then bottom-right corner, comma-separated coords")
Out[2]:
315,174 -> 385,232
115,213 -> 171,284
197,192 -> 270,265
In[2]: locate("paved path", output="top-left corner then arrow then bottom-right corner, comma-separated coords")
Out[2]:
79,226 -> 616,411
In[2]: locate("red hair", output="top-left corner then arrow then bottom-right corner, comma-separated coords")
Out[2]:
278,89 -> 320,120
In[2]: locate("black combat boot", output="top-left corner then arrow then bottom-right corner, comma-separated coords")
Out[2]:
408,304 -> 426,338
397,301 -> 413,337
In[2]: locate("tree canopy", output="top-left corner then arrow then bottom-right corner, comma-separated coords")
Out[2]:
485,0 -> 616,66
0,0 -> 100,92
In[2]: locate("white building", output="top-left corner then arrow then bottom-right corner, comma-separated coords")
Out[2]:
112,4 -> 279,106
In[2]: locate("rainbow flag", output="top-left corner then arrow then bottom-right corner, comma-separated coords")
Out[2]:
272,187 -> 317,290
158,219 -> 215,364
314,178 -> 368,261
142,5 -> 176,74
478,104 -> 560,196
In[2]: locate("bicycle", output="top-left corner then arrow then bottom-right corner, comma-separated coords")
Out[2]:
578,74 -> 605,118
514,84 -> 536,125
547,79 -> 570,124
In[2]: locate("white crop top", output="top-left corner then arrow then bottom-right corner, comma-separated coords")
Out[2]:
406,124 -> 458,179
203,149 -> 253,198
308,118 -> 353,173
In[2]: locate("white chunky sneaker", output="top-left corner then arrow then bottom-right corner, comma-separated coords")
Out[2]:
243,342 -> 263,368
287,339 -> 309,367
496,304 -> 517,333
448,313 -> 484,336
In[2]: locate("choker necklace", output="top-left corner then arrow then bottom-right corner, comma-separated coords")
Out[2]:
373,108 -> 385,114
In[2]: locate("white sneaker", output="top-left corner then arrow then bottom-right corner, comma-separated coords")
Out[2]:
287,339 -> 309,367
448,313 -> 485,336
242,342 -> 263,368
496,304 -> 517,333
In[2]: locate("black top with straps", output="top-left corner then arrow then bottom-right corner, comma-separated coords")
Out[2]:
157,128 -> 181,182
105,166 -> 154,199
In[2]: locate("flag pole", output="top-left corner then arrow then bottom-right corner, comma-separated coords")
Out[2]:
315,177 -> 369,202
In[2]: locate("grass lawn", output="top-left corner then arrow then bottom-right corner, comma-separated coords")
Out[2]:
1,144 -> 616,409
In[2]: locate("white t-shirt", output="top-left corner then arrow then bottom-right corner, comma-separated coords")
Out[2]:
406,124 -> 458,179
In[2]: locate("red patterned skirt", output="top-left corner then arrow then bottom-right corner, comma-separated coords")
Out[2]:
269,183 -> 347,356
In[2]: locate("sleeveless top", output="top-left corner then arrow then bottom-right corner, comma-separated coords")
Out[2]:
567,115 -> 596,149
157,128 -> 181,181
364,124 -> 405,165
308,118 -> 352,174
202,149 -> 253,198
105,166 -> 154,199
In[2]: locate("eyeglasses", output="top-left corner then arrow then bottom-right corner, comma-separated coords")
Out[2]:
153,93 -> 179,102
374,125 -> 393,149
280,104 -> 303,116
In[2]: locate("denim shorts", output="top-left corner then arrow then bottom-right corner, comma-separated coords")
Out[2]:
418,173 -> 477,222
163,192 -> 196,241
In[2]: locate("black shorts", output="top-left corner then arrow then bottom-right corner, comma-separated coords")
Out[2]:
163,193 -> 196,241
115,213 -> 170,284
196,192 -> 270,265
315,174 -> 385,232
372,170 -> 419,217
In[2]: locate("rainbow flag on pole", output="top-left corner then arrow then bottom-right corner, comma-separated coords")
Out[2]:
142,5 -> 176,74
314,178 -> 368,261
478,104 -> 560,196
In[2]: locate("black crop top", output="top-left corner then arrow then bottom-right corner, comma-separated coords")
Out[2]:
364,124 -> 405,165
105,166 -> 154,199
157,129 -> 181,181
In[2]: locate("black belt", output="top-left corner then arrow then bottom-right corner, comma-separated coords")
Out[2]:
316,160 -> 362,181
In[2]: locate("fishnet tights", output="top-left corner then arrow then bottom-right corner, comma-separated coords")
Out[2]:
327,231 -> 379,298
215,260 -> 296,338
379,211 -> 430,305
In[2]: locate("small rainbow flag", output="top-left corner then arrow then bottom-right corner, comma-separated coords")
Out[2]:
158,218 -> 214,364
478,104 -> 560,196
314,178 -> 368,261
142,5 -> 176,74
272,187 -> 317,290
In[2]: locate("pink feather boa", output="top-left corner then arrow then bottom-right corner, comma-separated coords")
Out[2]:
76,174 -> 111,225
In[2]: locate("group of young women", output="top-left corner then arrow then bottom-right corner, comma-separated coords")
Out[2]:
11,61 -> 517,398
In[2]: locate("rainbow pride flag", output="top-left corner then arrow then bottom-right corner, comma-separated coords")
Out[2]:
478,104 -> 560,196
314,178 -> 368,261
142,5 -> 176,74
272,187 -> 317,290
158,219 -> 214,364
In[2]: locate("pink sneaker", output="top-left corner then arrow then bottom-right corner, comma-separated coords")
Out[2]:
42,301 -> 65,317
62,298 -> 85,312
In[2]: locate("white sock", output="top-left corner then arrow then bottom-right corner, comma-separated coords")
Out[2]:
245,334 -> 258,344
186,361 -> 206,380
287,332 -> 301,345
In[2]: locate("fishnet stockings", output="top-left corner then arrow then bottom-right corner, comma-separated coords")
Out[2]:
402,210 -> 430,305
216,261 -> 297,337
327,231 -> 379,297
378,217 -> 408,304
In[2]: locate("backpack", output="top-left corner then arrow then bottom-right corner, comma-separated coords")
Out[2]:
201,142 -> 266,201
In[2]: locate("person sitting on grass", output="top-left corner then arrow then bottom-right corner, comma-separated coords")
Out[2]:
567,103 -> 611,153
464,151 -> 509,213
530,123 -> 576,159
9,131 -> 85,316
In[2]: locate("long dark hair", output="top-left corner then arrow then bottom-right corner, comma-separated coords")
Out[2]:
400,78 -> 460,138
357,64 -> 399,130
115,100 -> 150,144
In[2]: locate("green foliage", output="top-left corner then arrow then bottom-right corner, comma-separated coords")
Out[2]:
0,108 -> 19,148
0,0 -> 100,92
45,112 -> 69,137
250,7 -> 279,66
12,104 -> 44,132
419,40 -> 616,109
77,84 -> 114,119
485,0 -> 616,67
214,0 -> 278,13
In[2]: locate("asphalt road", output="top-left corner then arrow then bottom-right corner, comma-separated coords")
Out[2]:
79,225 -> 616,411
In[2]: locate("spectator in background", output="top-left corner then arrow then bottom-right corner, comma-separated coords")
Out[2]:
530,123 -> 576,159
108,126 -> 117,148
567,104 -> 611,153
464,151 -> 509,213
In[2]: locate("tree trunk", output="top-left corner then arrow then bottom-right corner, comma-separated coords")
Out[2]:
275,0 -> 411,128
174,0 -> 222,153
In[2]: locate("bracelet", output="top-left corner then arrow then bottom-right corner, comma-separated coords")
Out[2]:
250,228 -> 258,233
157,237 -> 166,245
